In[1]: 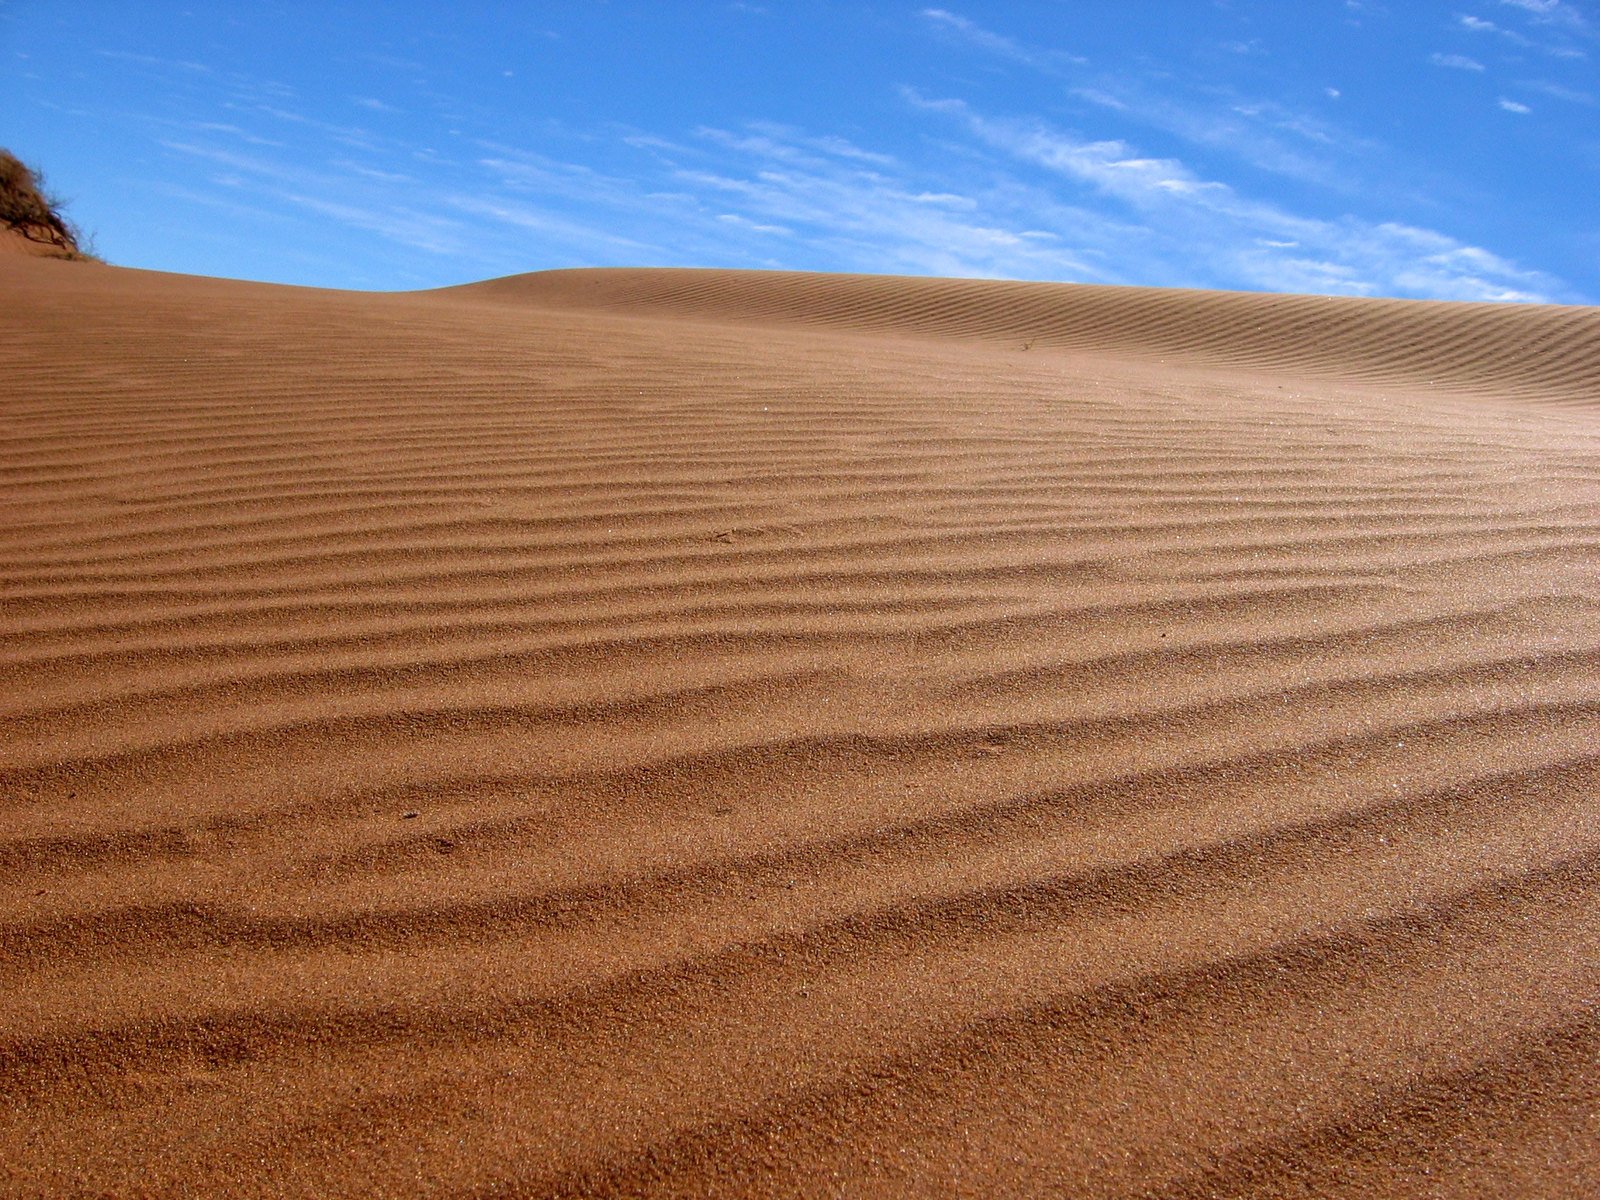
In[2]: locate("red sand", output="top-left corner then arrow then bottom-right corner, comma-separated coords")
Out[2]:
2,255 -> 1599,1197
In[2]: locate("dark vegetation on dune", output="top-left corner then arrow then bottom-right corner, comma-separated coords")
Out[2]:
0,149 -> 96,260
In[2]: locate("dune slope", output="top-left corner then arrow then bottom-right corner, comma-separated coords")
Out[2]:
452,267 -> 1600,402
2,258 -> 1599,1198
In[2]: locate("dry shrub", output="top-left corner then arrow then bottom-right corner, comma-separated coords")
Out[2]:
0,149 -> 91,257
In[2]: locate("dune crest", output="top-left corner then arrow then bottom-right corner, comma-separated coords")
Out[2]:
3,254 -> 1599,1197
449,266 -> 1600,402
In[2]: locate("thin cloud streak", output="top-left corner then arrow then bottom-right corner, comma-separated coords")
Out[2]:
157,82 -> 1579,302
65,14 -> 1589,302
920,8 -> 1085,67
918,8 -> 1405,205
913,93 -> 1571,302
1430,52 -> 1488,70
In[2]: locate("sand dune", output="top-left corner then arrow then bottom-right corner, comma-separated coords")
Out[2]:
2,255 -> 1598,1197
453,267 -> 1600,402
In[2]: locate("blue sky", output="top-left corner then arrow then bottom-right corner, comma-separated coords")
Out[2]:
5,1 -> 1597,300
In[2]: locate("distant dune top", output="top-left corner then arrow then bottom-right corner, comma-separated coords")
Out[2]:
443,267 -> 1600,402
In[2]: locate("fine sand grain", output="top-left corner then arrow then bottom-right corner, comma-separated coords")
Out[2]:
2,256 -> 1598,1197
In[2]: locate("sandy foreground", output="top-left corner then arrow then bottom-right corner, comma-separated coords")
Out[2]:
1,255 -> 1598,1197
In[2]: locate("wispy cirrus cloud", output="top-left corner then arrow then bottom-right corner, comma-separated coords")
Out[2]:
443,194 -> 658,257
151,48 -> 1578,302
920,7 -> 1084,67
906,8 -> 1548,291
918,8 -> 1398,204
1453,11 -> 1580,55
160,140 -> 475,258
1500,0 -> 1588,29
910,92 -> 1572,302
694,124 -> 895,169
1521,79 -> 1597,103
655,136 -> 1107,281
63,9 -> 1589,302
1488,0 -> 1592,55
1068,82 -> 1369,193
96,48 -> 213,75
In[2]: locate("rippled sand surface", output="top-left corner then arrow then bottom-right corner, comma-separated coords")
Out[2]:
3,257 -> 1599,1197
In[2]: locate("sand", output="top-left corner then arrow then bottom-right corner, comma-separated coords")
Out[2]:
2,254 -> 1598,1197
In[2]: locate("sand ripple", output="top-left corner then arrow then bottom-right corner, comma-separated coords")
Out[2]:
3,259 -> 1598,1197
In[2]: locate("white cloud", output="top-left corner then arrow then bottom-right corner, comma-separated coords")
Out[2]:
160,140 -> 300,183
332,160 -> 415,183
910,191 -> 978,208
666,159 -> 1104,281
160,140 -> 472,256
279,193 -> 463,254
716,212 -> 792,235
1500,0 -> 1583,23
695,123 -> 897,169
1498,97 -> 1533,111
921,8 -> 1031,61
255,104 -> 381,150
1430,52 -> 1487,69
1454,11 -> 1542,49
96,48 -> 214,75
1073,87 -> 1128,111
920,8 -> 1085,67
1495,0 -> 1592,50
472,122 -> 1110,281
1063,81 -> 1368,192
99,29 -> 1586,303
773,127 -> 897,166
1523,79 -> 1597,103
914,95 -> 1570,302
445,194 -> 657,255
140,118 -> 286,148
